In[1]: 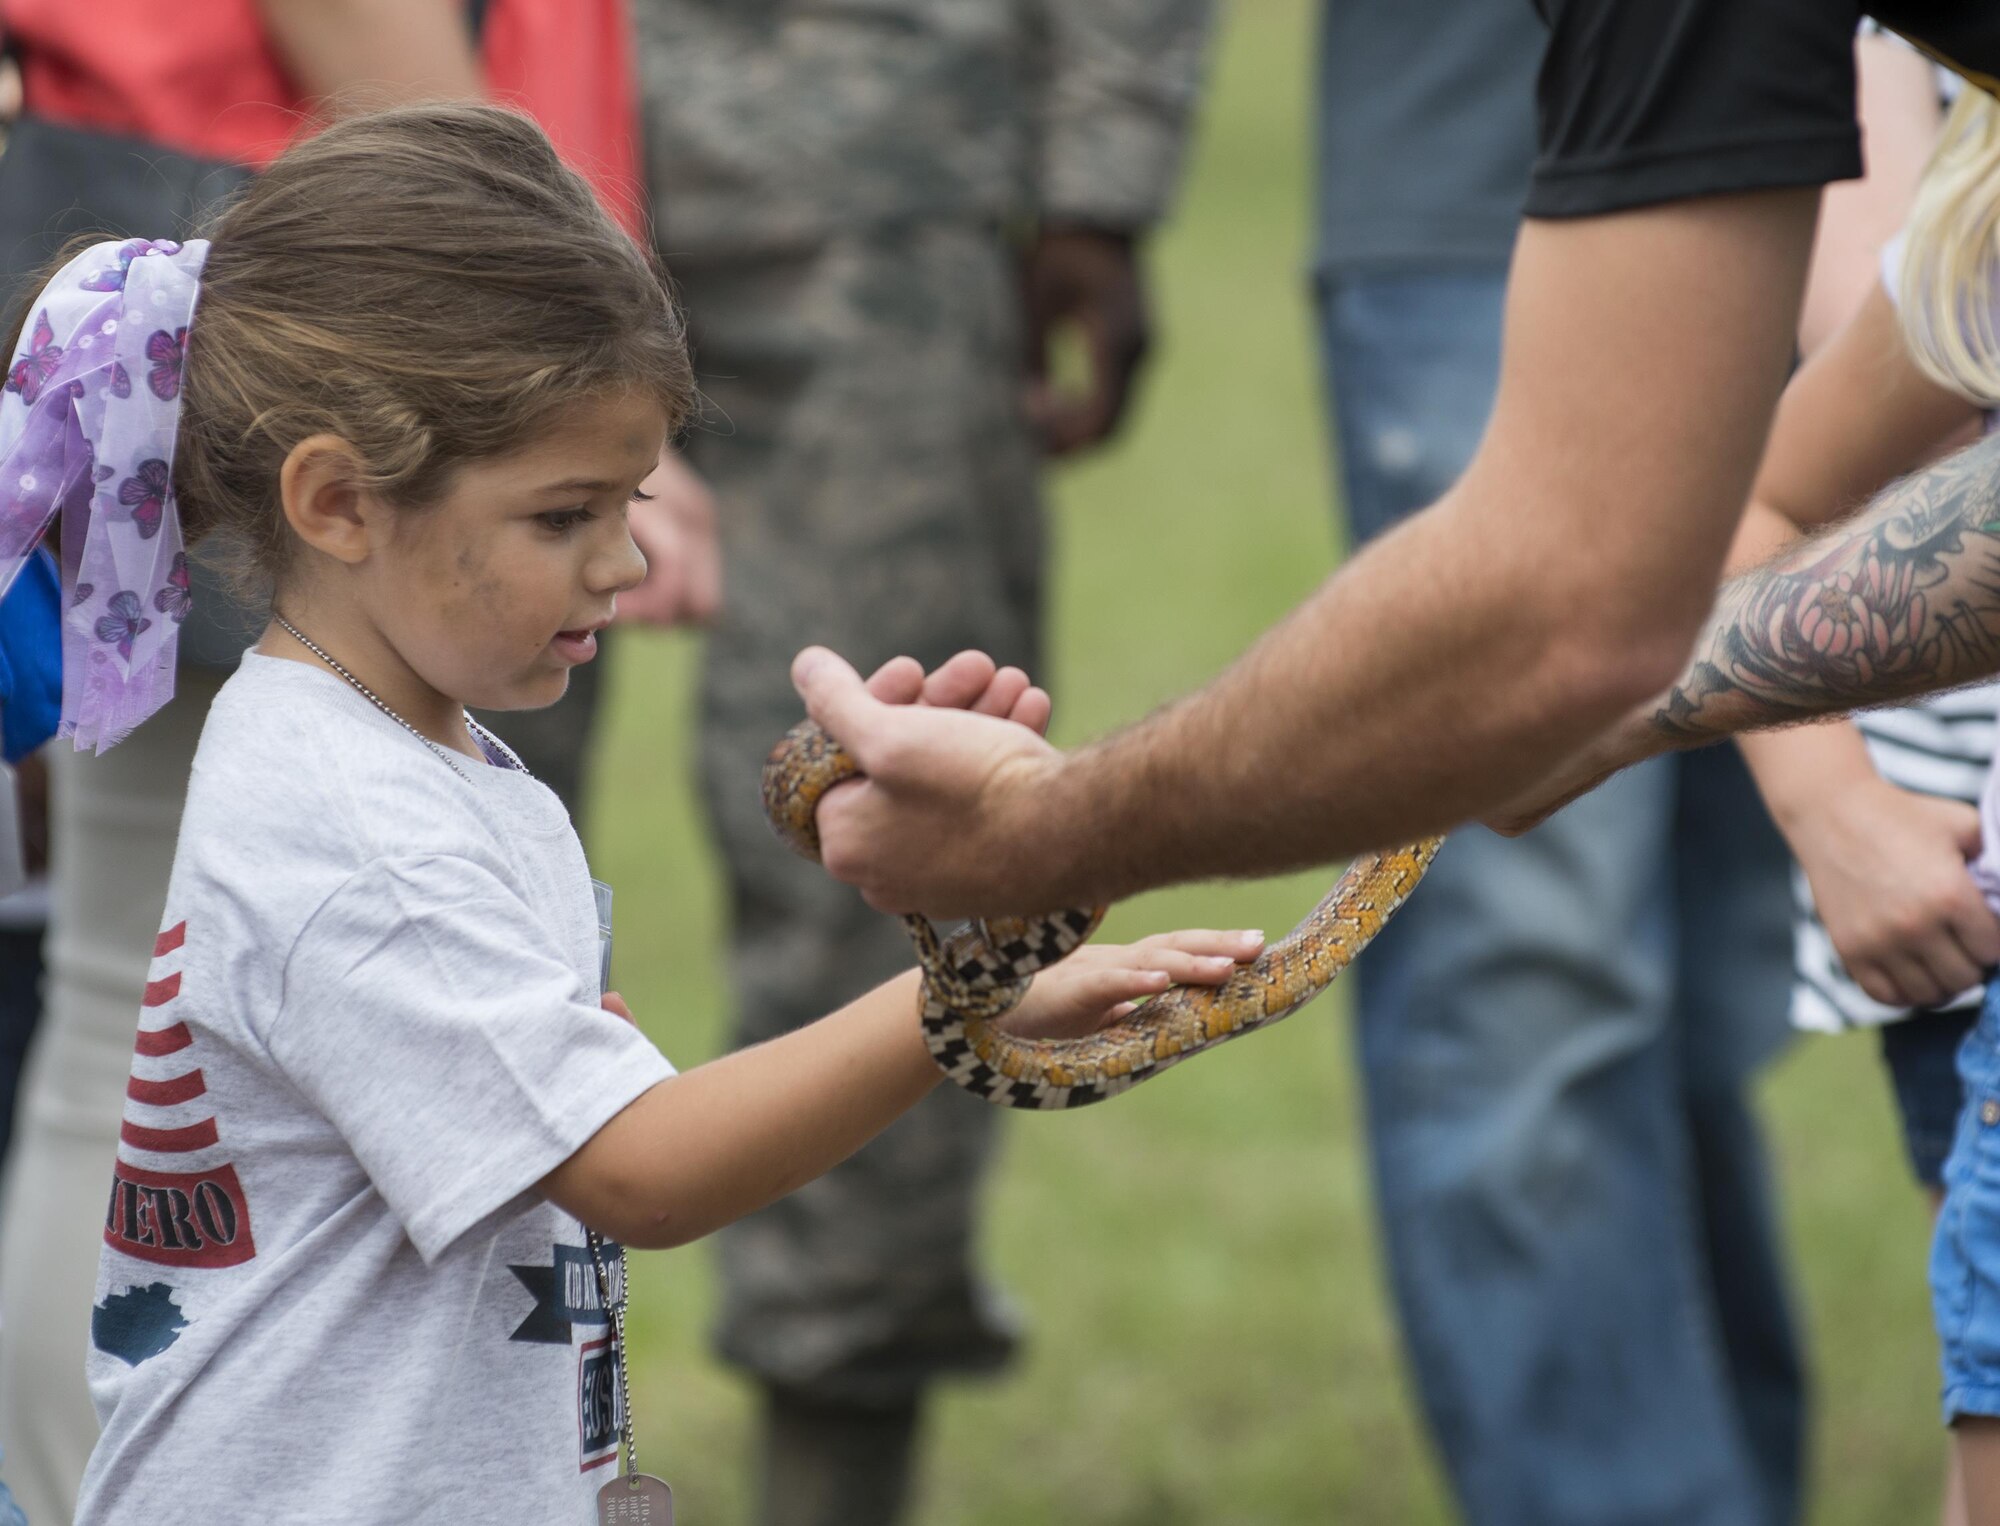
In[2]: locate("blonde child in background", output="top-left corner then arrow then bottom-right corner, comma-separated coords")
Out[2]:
1709,88 -> 2000,1526
0,103 -> 1265,1524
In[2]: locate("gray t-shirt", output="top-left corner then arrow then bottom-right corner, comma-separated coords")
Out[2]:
75,653 -> 676,1525
1314,0 -> 1543,272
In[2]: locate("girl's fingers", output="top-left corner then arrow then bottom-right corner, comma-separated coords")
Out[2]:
1881,951 -> 1948,1010
1950,894 -> 2000,969
1054,967 -> 1171,1018
1130,950 -> 1244,987
1134,929 -> 1264,961
1851,960 -> 1901,1008
1918,940 -> 1983,1002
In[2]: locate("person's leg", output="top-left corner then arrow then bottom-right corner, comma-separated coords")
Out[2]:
1672,743 -> 1807,1525
1881,1007 -> 1981,1526
1322,268 -> 1773,1524
1955,1421 -> 2000,1526
679,224 -> 1042,1526
0,923 -> 45,1168
0,668 -> 224,1526
1933,996 -> 2000,1526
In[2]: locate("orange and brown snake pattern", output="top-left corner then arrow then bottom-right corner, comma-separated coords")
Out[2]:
763,718 -> 1443,1109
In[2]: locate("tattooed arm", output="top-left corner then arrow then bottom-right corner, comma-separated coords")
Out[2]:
1490,428 -> 2000,833
1664,433 -> 2000,735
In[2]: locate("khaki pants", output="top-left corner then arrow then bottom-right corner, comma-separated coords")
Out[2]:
679,223 -> 1044,1404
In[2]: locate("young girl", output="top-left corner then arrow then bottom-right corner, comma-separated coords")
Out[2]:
1698,87 -> 2000,1524
0,104 -> 1263,1523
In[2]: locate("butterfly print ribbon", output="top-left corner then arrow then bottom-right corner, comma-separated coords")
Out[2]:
0,238 -> 207,752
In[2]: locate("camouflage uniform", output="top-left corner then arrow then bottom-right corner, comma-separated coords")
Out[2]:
631,0 -> 1210,1409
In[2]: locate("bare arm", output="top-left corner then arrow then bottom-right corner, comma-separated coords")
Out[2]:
255,0 -> 482,111
541,929 -> 1260,1249
1490,419 -> 2000,837
1796,33 -> 1943,354
802,190 -> 1819,916
1658,431 -> 2000,744
541,970 -> 939,1249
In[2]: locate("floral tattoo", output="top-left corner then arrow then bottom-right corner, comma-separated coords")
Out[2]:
1655,430 -> 2000,742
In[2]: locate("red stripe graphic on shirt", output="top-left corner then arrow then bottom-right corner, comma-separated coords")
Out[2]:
127,1070 -> 206,1108
104,1159 -> 256,1269
133,1023 -> 193,1058
142,971 -> 181,1007
120,1117 -> 219,1154
152,921 -> 186,958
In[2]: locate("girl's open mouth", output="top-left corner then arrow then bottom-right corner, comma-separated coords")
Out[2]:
553,627 -> 599,661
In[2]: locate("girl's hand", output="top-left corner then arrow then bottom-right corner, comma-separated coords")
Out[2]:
1788,776 -> 2000,1009
998,929 -> 1266,1042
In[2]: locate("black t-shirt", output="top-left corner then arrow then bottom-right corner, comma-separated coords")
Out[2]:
1527,1 -> 2000,217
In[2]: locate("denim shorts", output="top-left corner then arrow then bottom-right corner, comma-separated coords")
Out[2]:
1931,990 -> 2000,1420
1884,1008 -> 1980,1188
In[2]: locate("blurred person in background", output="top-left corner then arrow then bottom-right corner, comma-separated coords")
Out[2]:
0,6 -> 710,1521
629,3 -> 1207,1521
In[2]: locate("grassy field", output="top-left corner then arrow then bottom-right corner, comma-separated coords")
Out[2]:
590,3 -> 1944,1520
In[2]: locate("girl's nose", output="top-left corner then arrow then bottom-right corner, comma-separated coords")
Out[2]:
591,519 -> 649,597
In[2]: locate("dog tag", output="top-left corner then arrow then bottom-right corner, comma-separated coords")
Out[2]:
598,1474 -> 673,1525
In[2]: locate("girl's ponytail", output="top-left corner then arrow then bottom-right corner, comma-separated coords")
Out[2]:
1898,90 -> 2000,406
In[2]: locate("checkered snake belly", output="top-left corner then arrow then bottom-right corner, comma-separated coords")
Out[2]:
763,720 -> 1443,1110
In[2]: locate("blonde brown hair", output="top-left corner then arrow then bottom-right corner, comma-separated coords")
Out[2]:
1898,89 -> 2000,406
3,102 -> 691,593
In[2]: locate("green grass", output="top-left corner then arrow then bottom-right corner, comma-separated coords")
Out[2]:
587,4 -> 1944,1520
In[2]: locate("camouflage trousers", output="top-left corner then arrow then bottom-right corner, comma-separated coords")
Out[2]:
683,223 -> 1044,1405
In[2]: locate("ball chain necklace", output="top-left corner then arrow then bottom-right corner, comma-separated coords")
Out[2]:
273,611 -> 672,1524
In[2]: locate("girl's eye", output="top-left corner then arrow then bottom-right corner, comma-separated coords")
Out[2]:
631,488 -> 656,504
538,508 -> 593,535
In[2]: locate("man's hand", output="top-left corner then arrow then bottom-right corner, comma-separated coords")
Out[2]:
0,55 -> 20,125
1023,226 -> 1150,456
793,646 -> 1064,915
621,448 -> 721,627
856,646 -> 1050,727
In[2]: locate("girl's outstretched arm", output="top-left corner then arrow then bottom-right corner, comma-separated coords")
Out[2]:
538,928 -> 1262,1249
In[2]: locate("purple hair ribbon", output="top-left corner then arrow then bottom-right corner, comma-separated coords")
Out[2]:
0,238 -> 207,753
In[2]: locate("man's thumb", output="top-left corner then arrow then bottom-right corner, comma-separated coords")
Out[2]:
792,646 -> 877,751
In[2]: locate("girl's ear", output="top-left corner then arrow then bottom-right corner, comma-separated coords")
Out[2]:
278,436 -> 379,565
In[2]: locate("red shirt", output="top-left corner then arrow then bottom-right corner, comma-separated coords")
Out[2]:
1,0 -> 644,235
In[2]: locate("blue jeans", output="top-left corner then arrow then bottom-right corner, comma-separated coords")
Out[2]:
1318,268 -> 1805,1526
1933,989 -> 2000,1421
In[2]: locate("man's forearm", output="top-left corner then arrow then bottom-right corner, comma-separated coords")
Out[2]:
1650,428 -> 2000,747
1036,487 -> 1682,903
